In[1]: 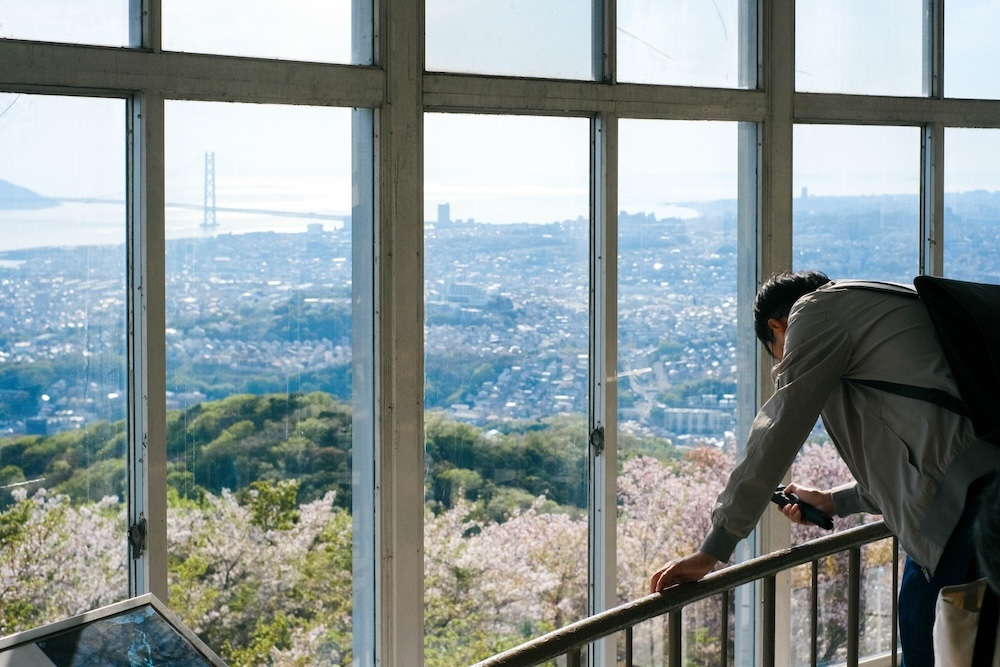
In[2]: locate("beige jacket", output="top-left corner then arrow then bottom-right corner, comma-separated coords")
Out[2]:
701,281 -> 1000,573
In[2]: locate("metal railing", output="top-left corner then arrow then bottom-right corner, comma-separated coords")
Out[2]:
472,521 -> 897,667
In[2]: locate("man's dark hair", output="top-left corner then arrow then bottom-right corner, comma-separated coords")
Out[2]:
753,270 -> 831,356
975,475 -> 1000,592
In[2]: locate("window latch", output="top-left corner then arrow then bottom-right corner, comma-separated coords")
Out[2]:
589,426 -> 605,455
128,517 -> 147,560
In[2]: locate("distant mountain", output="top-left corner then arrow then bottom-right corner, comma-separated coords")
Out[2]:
0,179 -> 59,210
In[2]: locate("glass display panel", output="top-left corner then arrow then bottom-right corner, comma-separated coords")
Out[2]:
425,0 -> 591,79
0,93 -> 129,635
616,119 -> 739,665
163,0 -> 357,63
945,1 -> 1000,100
165,101 -> 363,666
617,0 -> 749,88
423,113 -> 590,664
0,0 -> 129,46
796,0 -> 922,96
0,594 -> 225,667
944,128 -> 1000,284
793,125 -> 920,282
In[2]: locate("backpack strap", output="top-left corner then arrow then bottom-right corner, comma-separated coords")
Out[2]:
831,280 -> 970,418
849,378 -> 970,418
972,583 -> 999,667
828,279 -> 919,298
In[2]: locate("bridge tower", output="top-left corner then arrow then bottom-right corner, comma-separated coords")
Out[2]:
202,151 -> 217,228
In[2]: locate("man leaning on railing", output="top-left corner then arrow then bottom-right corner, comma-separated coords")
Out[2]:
649,270 -> 1000,667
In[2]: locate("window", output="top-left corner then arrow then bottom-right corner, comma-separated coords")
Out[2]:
791,123 -> 913,664
163,0 -> 358,63
0,93 -> 129,632
796,0 -> 923,96
617,119 -> 740,663
423,112 -> 590,664
944,128 -> 1000,284
8,1 -> 1000,665
425,0 -> 592,79
164,101 -> 370,664
945,1 -> 1000,100
617,0 -> 751,88
793,125 -> 921,282
0,1 -> 129,46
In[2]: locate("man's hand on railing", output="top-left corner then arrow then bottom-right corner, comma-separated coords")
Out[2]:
777,483 -> 836,527
649,550 -> 720,593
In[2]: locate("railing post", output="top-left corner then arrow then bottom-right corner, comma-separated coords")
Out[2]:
892,537 -> 899,667
468,522 -> 894,667
848,547 -> 861,666
762,575 -> 776,667
810,560 -> 819,667
668,609 -> 682,667
721,589 -> 730,667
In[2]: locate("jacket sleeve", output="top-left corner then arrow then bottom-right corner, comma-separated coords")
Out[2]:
700,296 -> 854,563
831,481 -> 881,516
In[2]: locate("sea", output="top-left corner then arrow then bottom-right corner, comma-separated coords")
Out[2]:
0,196 -> 701,253
0,200 -> 347,253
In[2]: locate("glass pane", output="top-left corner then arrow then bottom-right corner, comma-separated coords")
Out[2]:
616,120 -> 739,665
793,125 -> 920,281
789,542 -> 898,666
944,128 -> 1000,284
425,0 -> 591,79
946,1 -> 1000,99
786,444 -> 894,664
796,0 -> 922,96
617,0 -> 750,88
858,539 -> 900,660
0,94 -> 128,632
165,101 -> 366,665
163,0 -> 360,64
0,0 -> 129,46
423,113 -> 590,664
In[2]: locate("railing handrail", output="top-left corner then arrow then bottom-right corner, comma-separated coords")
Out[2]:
471,520 -> 893,667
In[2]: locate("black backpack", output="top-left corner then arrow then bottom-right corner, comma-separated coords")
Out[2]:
839,276 -> 1000,446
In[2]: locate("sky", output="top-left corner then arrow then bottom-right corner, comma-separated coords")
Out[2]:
2,0 -> 1000,246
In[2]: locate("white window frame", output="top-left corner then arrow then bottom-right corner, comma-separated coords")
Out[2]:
7,0 -> 1000,664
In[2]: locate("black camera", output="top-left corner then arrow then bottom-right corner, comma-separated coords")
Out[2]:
771,485 -> 834,530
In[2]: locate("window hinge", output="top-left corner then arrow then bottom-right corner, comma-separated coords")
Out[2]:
128,517 -> 147,560
589,426 -> 605,455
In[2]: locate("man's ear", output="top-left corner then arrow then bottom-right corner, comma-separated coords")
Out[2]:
767,317 -> 788,335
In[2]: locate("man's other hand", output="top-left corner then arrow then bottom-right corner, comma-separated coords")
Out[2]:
649,551 -> 719,593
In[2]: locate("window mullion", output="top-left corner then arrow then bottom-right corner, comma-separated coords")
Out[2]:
127,90 -> 168,602
759,0 -> 794,664
921,0 -> 945,276
381,0 -> 425,663
589,111 -> 618,667
594,0 -> 615,83
923,0 -> 943,99
921,124 -> 945,276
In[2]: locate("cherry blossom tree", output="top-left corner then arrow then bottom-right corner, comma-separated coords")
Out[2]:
0,488 -> 125,637
1,436 -> 897,666
424,496 -> 588,666
617,445 -> 735,665
168,480 -> 354,666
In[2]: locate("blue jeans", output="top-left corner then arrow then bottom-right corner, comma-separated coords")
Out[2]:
898,480 -> 988,667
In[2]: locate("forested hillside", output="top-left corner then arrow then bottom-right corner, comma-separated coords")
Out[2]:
1,393 -> 679,516
0,393 -> 886,666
